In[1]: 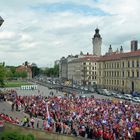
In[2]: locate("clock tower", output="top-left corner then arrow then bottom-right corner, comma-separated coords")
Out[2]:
92,28 -> 102,56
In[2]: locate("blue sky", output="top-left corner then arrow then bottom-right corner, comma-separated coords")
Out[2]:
0,0 -> 140,67
30,3 -> 110,16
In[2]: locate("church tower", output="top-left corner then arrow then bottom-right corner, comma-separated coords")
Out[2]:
92,28 -> 102,56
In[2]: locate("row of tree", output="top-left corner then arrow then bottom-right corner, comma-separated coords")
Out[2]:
0,62 -> 59,87
41,64 -> 59,77
0,65 -> 28,87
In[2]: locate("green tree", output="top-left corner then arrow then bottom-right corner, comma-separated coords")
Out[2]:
31,63 -> 40,78
0,65 -> 6,87
20,71 -> 27,78
43,65 -> 59,77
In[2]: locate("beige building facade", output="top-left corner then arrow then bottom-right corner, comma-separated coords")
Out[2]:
68,55 -> 98,85
97,49 -> 140,93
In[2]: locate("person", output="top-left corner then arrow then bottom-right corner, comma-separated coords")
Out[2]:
37,119 -> 39,129
11,102 -> 14,111
30,117 -> 35,128
22,116 -> 27,127
16,103 -> 18,111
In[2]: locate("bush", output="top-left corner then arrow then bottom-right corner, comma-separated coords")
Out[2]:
0,131 -> 35,140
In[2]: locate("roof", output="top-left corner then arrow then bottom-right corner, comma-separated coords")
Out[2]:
68,56 -> 99,63
98,49 -> 140,62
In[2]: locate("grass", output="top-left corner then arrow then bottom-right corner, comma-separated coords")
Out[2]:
3,122 -> 82,140
4,81 -> 31,87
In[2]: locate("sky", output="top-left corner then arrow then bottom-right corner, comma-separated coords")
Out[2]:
0,0 -> 140,67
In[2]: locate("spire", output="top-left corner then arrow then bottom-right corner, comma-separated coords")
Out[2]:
94,28 -> 101,38
80,51 -> 83,55
120,46 -> 123,53
109,44 -> 112,50
108,45 -> 112,53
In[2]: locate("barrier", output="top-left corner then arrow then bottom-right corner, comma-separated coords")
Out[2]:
20,85 -> 37,90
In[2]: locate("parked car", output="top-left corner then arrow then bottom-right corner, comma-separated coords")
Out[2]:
116,94 -> 123,99
132,97 -> 140,103
110,91 -> 117,97
102,89 -> 111,96
124,94 -> 132,100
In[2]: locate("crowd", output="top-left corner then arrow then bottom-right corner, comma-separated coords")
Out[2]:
4,94 -> 139,140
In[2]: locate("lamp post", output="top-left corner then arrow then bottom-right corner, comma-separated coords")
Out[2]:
0,16 -> 4,27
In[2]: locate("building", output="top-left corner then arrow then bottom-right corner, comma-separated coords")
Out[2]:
59,27 -> 140,93
68,55 -> 98,85
16,63 -> 32,79
97,42 -> 140,93
92,28 -> 102,56
59,55 -> 78,80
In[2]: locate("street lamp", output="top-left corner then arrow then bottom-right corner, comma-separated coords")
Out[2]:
0,16 -> 4,27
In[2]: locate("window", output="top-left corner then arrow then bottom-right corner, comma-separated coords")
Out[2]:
128,71 -> 130,77
128,61 -> 130,67
117,80 -> 119,85
137,60 -> 139,67
132,71 -> 134,78
122,80 -> 124,86
122,62 -> 124,68
117,63 -> 119,68
137,71 -> 139,77
122,71 -> 124,77
132,61 -> 134,67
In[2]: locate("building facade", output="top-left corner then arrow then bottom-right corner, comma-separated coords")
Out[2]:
68,55 -> 98,85
59,55 -> 79,80
97,44 -> 140,93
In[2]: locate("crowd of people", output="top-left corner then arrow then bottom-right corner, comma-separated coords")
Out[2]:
3,94 -> 139,140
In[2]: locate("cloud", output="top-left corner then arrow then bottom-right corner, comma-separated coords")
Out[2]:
0,0 -> 140,67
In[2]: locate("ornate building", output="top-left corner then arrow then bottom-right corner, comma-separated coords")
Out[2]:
59,28 -> 140,93
97,42 -> 140,93
92,28 -> 102,56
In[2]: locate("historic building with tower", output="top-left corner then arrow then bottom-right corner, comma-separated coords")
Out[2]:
59,28 -> 140,93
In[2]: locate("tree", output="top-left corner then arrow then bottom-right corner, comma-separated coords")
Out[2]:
42,64 -> 59,77
0,65 -> 6,87
31,63 -> 40,78
20,71 -> 27,78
